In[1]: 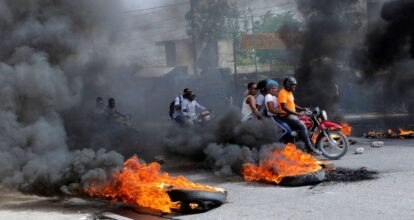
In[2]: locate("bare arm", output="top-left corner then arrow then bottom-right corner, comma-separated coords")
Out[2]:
174,97 -> 182,110
281,103 -> 300,116
295,104 -> 306,112
267,101 -> 282,115
247,96 -> 261,119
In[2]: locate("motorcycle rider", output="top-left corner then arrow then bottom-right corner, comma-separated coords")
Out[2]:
172,88 -> 189,125
278,76 -> 322,155
264,80 -> 293,143
241,82 -> 262,121
181,90 -> 208,125
255,80 -> 268,116
106,98 -> 128,128
91,97 -> 107,129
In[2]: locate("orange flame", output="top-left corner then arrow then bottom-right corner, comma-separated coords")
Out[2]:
85,156 -> 224,213
341,122 -> 352,136
367,128 -> 413,138
399,129 -> 414,137
242,143 -> 322,184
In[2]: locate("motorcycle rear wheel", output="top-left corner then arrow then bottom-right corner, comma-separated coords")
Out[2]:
316,130 -> 348,160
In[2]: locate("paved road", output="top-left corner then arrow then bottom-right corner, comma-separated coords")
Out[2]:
0,138 -> 413,220
177,138 -> 414,220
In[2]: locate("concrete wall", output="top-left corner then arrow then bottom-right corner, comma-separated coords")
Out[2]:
218,39 -> 234,72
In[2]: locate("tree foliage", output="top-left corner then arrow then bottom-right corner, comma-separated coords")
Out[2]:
185,0 -> 239,43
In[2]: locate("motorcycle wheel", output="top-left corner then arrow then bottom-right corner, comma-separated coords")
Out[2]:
167,189 -> 227,214
316,130 -> 349,160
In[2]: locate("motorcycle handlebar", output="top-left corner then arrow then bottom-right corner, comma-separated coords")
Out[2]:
304,110 -> 313,116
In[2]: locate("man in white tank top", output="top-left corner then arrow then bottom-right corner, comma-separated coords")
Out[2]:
241,82 -> 262,121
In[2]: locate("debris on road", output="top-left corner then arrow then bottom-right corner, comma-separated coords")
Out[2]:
355,147 -> 364,154
371,141 -> 384,148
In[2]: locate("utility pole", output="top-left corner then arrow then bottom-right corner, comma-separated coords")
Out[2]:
251,15 -> 258,76
190,0 -> 198,75
233,32 -> 238,94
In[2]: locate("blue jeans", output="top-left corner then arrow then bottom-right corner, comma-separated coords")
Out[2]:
270,116 -> 293,143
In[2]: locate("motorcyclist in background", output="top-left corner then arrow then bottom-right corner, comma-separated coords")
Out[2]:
172,88 -> 189,125
106,98 -> 129,129
181,90 -> 209,125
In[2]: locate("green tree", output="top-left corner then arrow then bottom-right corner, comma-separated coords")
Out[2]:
185,0 -> 239,43
254,12 -> 301,64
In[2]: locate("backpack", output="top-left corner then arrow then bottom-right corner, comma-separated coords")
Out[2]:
169,96 -> 182,118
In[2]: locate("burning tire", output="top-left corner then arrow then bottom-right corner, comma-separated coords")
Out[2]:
279,169 -> 325,186
167,189 -> 227,214
316,130 -> 349,160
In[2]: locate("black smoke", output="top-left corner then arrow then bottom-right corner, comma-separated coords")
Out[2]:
354,0 -> 414,115
0,0 -> 127,196
161,107 -> 285,176
294,0 -> 364,119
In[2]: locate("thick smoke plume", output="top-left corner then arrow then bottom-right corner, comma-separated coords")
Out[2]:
0,0 -> 126,196
295,0 -> 364,118
355,0 -> 414,114
161,107 -> 284,176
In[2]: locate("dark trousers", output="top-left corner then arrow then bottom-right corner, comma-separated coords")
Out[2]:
281,114 -> 313,148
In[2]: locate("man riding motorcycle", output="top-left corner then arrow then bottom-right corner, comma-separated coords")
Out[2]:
181,90 -> 209,125
278,76 -> 322,156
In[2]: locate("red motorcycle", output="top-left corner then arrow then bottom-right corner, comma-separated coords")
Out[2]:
296,107 -> 349,160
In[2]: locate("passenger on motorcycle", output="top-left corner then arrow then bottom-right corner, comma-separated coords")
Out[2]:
106,98 -> 128,129
172,88 -> 189,125
277,76 -> 321,155
255,80 -> 268,116
241,82 -> 262,121
264,80 -> 293,143
90,97 -> 107,130
181,90 -> 208,125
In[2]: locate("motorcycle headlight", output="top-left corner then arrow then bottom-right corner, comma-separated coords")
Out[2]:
321,110 -> 328,121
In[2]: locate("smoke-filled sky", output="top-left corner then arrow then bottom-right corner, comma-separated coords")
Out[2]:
0,0 -> 412,198
0,0 -> 283,197
0,0 -> 127,196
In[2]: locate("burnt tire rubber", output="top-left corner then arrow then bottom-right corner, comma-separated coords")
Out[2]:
167,189 -> 227,214
316,130 -> 349,160
279,169 -> 326,187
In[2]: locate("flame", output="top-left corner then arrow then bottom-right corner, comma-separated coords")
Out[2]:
242,143 -> 322,184
399,128 -> 414,137
341,123 -> 352,136
367,128 -> 413,138
311,131 -> 320,144
85,156 -> 224,213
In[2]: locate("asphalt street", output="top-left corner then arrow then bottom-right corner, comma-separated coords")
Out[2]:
0,138 -> 413,220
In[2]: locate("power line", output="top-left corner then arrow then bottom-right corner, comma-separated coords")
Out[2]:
124,16 -> 185,30
124,1 -> 189,14
128,27 -> 187,41
124,2 -> 297,29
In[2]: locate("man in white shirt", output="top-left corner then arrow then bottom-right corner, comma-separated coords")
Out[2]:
181,90 -> 207,124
